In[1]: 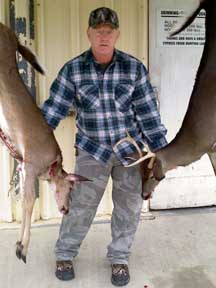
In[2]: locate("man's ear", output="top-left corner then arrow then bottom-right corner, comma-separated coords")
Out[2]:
117,29 -> 120,38
87,27 -> 91,40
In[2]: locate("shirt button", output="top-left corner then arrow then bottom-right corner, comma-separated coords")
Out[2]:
110,130 -> 114,135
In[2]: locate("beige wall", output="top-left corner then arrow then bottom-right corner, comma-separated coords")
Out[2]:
0,0 -> 149,222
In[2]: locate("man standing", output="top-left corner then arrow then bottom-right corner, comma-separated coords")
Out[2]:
42,7 -> 167,286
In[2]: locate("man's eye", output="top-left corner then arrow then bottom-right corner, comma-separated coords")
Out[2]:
97,30 -> 112,35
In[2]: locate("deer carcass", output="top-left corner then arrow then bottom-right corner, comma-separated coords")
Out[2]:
0,22 -> 88,263
116,0 -> 216,200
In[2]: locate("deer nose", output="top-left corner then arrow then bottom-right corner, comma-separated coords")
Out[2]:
60,206 -> 69,215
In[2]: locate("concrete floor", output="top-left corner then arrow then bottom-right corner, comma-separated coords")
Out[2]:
1,208 -> 216,288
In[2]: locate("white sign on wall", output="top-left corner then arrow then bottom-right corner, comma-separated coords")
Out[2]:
158,9 -> 205,47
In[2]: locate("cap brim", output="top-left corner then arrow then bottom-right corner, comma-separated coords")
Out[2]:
90,22 -> 119,29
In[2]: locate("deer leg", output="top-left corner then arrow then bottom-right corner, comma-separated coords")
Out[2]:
16,168 -> 26,260
16,166 -> 36,263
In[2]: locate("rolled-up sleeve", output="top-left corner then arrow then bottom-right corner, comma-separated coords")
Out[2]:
41,64 -> 75,129
132,64 -> 167,151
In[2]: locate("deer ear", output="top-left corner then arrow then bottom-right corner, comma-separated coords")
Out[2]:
48,160 -> 58,177
65,173 -> 90,182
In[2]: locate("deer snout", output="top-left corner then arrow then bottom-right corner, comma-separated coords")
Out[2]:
54,189 -> 70,215
141,176 -> 160,200
60,206 -> 69,215
142,190 -> 153,200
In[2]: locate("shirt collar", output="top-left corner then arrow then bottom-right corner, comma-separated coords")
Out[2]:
84,48 -> 125,65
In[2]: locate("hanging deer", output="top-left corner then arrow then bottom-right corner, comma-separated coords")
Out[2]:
0,22 -> 89,263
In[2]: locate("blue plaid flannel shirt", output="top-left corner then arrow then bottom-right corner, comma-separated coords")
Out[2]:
41,49 -> 167,166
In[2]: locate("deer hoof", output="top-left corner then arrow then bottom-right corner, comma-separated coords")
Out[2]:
16,241 -> 26,263
21,254 -> 26,263
16,241 -> 22,259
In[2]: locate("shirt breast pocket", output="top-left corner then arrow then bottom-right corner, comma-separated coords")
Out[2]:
115,84 -> 134,112
78,85 -> 100,110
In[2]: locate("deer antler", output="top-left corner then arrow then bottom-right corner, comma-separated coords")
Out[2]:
113,131 -> 155,167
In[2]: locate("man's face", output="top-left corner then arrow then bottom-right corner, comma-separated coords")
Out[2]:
87,24 -> 120,59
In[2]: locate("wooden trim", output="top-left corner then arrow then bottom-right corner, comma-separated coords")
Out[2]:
0,0 -> 6,23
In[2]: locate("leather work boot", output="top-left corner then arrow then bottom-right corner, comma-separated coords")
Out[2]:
55,260 -> 75,281
111,264 -> 130,286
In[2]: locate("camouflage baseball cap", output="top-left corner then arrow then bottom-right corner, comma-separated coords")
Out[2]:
88,7 -> 119,29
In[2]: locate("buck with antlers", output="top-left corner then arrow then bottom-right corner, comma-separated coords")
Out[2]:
115,0 -> 216,200
0,23 -> 89,263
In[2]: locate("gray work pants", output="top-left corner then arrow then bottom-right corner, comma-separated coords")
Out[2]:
55,148 -> 143,264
